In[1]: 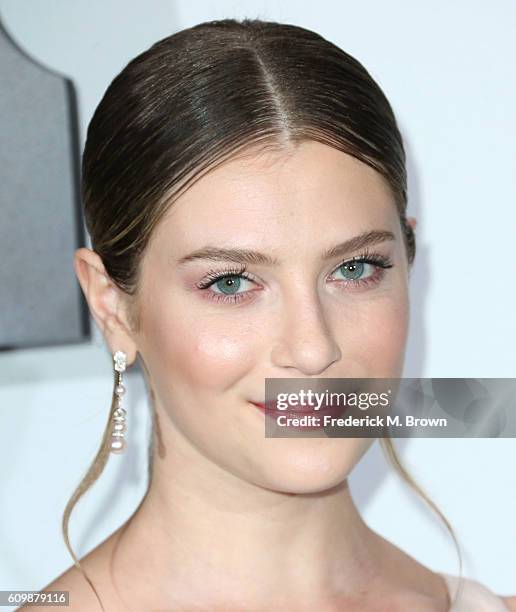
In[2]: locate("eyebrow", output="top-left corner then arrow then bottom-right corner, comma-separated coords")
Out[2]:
177,229 -> 396,267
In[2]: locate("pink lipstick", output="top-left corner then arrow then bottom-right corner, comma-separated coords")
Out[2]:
250,400 -> 346,419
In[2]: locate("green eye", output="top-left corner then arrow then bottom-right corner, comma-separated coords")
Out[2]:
196,251 -> 394,306
214,276 -> 242,295
337,261 -> 366,281
328,253 -> 394,289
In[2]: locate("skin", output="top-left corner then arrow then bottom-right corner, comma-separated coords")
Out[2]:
38,140 -> 466,611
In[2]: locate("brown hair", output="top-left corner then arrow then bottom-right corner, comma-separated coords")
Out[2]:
64,17 -> 460,609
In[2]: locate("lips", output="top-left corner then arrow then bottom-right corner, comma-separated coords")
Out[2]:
254,401 -> 317,412
251,400 -> 346,417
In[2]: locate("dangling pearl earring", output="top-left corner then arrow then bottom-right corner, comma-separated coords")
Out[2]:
110,350 -> 127,454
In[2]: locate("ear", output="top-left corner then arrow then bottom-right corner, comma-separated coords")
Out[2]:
407,216 -> 417,231
74,247 -> 138,366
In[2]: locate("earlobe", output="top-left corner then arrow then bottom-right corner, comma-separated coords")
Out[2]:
407,216 -> 417,231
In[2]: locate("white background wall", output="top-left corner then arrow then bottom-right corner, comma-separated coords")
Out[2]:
0,0 -> 515,604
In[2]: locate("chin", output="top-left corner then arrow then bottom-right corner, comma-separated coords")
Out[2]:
253,437 -> 372,494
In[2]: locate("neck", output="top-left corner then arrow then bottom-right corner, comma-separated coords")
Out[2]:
110,404 -> 387,609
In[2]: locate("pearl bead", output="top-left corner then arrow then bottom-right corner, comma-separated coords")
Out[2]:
113,421 -> 127,434
111,438 -> 125,453
115,384 -> 126,396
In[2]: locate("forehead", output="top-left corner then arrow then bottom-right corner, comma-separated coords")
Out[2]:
153,141 -> 396,251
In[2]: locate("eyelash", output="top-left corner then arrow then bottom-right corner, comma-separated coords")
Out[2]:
195,248 -> 394,305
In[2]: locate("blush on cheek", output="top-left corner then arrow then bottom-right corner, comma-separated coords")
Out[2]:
187,330 -> 256,389
195,331 -> 248,363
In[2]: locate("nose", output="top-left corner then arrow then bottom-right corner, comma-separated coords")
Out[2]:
271,284 -> 341,376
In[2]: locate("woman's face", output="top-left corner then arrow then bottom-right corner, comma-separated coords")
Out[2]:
133,141 -> 411,493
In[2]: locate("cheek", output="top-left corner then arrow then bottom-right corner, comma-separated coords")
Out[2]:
147,304 -> 258,394
188,327 -> 256,389
363,291 -> 410,375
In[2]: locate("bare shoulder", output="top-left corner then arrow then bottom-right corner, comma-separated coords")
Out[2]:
17,565 -> 101,611
19,528 -> 125,612
502,595 -> 516,611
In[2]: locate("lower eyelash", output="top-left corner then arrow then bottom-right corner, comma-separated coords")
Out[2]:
197,250 -> 394,304
209,290 -> 251,304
